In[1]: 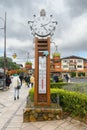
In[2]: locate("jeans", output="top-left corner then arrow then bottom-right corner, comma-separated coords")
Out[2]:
27,82 -> 30,87
14,87 -> 19,99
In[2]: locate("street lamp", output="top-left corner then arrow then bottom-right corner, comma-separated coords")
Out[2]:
0,12 -> 7,90
12,53 -> 17,59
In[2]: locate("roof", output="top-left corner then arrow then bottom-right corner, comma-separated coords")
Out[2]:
61,55 -> 87,61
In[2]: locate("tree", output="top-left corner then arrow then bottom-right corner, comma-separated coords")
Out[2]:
0,57 -> 20,70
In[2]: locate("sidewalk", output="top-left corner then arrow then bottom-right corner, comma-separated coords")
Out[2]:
0,84 -> 87,130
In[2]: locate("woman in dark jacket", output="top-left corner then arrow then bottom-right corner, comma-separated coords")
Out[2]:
24,74 -> 30,87
6,75 -> 11,89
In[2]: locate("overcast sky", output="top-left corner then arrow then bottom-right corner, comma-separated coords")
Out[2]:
0,0 -> 87,66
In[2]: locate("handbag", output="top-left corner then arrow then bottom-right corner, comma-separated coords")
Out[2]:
17,79 -> 21,89
16,85 -> 21,89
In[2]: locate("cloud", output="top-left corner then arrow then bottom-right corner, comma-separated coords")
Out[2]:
65,0 -> 87,17
0,0 -> 87,65
61,13 -> 87,47
53,12 -> 87,57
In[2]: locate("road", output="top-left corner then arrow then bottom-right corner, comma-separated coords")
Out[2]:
64,77 -> 87,83
71,77 -> 87,83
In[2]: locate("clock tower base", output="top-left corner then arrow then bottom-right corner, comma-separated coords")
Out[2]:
34,37 -> 50,106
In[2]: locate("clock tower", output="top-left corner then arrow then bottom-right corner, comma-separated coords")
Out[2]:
28,9 -> 57,106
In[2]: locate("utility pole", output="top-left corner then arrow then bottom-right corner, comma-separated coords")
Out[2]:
0,12 -> 7,89
3,12 -> 6,90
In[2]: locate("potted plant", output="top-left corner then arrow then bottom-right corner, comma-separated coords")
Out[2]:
25,62 -> 32,69
52,52 -> 60,60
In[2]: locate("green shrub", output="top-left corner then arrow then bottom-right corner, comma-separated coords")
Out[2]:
50,78 -> 53,82
70,72 -> 76,77
29,88 -> 87,117
59,78 -> 63,82
78,72 -> 85,77
51,88 -> 87,117
50,82 -> 68,88
50,78 -> 63,83
29,87 -> 34,101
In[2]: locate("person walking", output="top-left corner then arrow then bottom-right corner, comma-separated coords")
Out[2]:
53,74 -> 59,82
65,73 -> 70,83
25,74 -> 30,87
30,74 -> 35,87
6,74 -> 12,89
12,74 -> 21,100
19,72 -> 24,86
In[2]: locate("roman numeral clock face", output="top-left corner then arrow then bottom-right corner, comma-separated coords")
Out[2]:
32,16 -> 53,37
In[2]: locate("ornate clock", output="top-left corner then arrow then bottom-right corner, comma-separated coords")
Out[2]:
28,9 -> 57,37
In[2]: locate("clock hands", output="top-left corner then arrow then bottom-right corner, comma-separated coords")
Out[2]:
41,24 -> 47,31
41,21 -> 51,27
41,21 -> 52,32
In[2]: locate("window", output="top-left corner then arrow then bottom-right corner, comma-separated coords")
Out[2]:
77,59 -> 82,63
77,65 -> 82,68
63,60 -> 68,63
69,65 -> 76,70
70,60 -> 73,62
63,65 -> 68,68
55,66 -> 60,68
84,66 -> 87,68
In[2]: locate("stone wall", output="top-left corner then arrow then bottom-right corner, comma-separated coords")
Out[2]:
23,106 -> 62,122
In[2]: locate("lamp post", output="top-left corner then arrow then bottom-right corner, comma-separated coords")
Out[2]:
0,12 -> 6,90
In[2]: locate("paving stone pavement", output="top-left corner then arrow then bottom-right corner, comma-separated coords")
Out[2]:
0,83 -> 87,130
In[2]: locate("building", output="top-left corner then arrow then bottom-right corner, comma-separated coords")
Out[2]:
50,55 -> 87,77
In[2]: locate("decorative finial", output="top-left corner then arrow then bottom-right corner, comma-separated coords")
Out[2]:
40,9 -> 46,16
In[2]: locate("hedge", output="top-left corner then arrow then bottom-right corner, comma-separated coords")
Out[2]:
51,88 -> 87,117
50,82 -> 68,88
29,88 -> 87,117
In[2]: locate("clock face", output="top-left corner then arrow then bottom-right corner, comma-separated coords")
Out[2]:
32,16 -> 53,37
